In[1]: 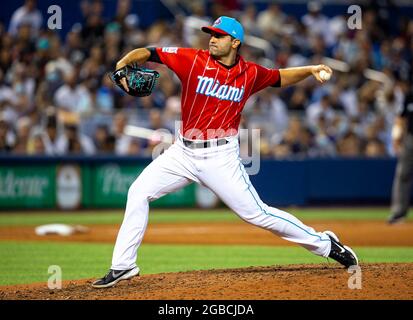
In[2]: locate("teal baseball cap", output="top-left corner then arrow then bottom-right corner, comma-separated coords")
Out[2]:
201,16 -> 244,43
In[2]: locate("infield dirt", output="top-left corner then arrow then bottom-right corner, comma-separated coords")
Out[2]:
1,220 -> 412,246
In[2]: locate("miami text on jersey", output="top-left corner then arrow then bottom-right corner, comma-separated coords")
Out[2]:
196,76 -> 244,102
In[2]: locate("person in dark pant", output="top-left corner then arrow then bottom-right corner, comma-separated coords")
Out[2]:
389,88 -> 413,224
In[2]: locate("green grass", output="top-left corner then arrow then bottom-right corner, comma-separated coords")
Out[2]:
1,241 -> 412,286
0,208 -> 411,226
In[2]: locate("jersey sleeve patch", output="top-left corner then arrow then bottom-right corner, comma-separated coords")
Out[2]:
162,47 -> 178,54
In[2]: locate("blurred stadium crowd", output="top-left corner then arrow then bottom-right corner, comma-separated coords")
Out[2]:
0,0 -> 412,158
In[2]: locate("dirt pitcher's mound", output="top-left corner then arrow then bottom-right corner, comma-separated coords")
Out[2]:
1,263 -> 412,300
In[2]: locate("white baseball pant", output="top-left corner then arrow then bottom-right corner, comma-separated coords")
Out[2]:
111,135 -> 331,270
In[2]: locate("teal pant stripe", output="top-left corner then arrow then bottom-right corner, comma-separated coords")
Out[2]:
237,161 -> 329,242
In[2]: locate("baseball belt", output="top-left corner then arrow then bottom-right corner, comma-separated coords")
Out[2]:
182,137 -> 229,149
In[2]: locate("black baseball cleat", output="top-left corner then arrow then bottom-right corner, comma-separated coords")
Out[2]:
92,267 -> 140,288
387,212 -> 407,225
325,231 -> 358,268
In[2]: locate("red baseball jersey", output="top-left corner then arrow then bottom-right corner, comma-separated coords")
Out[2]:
155,47 -> 280,140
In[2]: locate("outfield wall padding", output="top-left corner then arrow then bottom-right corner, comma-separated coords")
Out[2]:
0,156 -> 396,209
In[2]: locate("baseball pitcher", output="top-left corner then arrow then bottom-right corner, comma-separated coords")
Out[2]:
93,16 -> 358,288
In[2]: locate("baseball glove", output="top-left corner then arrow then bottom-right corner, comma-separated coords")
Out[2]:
110,65 -> 160,97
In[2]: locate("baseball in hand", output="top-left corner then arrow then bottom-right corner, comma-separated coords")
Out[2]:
319,70 -> 331,81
